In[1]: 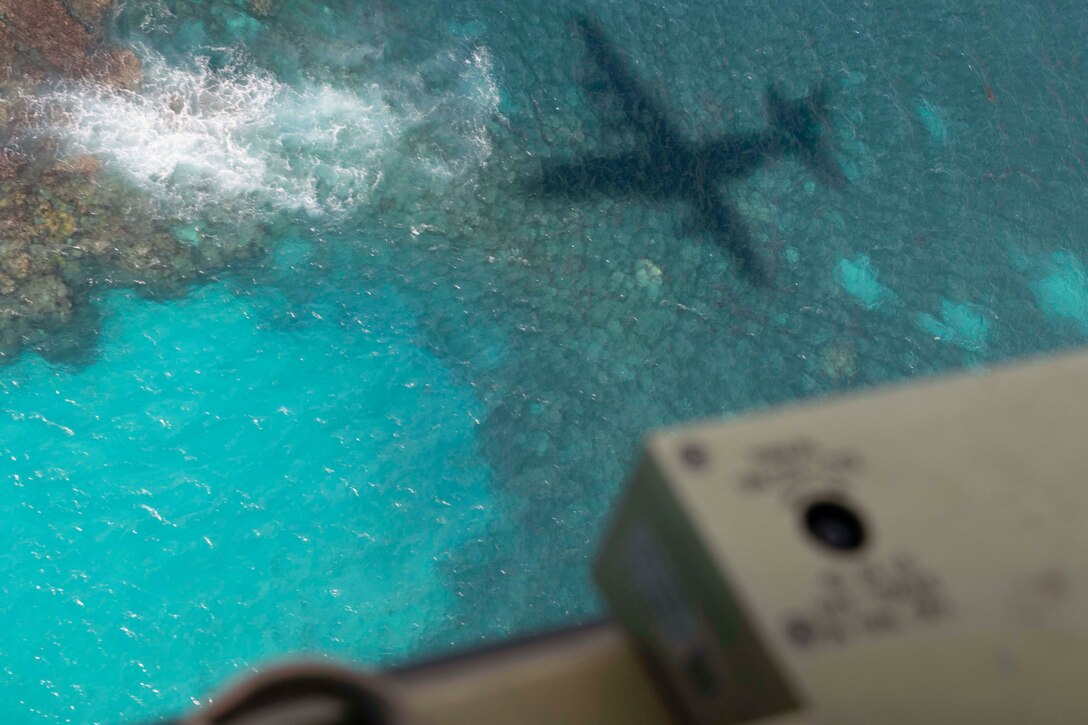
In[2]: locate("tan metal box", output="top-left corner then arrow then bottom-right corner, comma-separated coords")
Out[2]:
596,351 -> 1088,724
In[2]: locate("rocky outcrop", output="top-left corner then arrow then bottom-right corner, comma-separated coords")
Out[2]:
0,0 -> 140,87
63,0 -> 115,33
0,0 -> 253,361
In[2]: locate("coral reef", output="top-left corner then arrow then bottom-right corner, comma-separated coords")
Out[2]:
0,0 -> 254,361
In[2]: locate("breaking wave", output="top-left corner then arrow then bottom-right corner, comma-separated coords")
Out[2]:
41,44 -> 502,223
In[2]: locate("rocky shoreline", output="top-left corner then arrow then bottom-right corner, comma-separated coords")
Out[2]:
0,0 -> 255,362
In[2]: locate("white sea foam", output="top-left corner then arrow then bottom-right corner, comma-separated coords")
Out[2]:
414,44 -> 503,181
40,44 -> 502,223
40,52 -> 399,220
464,46 -> 502,157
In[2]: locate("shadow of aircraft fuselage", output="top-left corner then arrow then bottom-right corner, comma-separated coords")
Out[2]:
537,15 -> 845,284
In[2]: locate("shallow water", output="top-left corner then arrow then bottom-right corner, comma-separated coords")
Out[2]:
2,272 -> 492,719
4,0 -> 1088,721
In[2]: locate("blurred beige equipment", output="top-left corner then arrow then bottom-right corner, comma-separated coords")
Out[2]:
180,351 -> 1088,725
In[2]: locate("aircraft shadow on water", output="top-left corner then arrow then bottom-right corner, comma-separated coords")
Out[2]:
534,15 -> 846,285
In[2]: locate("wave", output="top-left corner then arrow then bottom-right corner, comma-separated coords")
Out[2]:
39,42 -> 503,225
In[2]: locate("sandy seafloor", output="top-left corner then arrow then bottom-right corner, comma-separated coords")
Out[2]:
3,0 -> 1088,721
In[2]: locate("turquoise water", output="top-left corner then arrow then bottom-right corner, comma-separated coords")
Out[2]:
2,272 -> 491,720
4,0 -> 1088,721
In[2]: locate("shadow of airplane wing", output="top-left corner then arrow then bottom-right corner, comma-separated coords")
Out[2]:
537,151 -> 658,198
693,192 -> 768,284
574,15 -> 687,152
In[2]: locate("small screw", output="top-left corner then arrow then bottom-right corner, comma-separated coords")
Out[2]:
785,617 -> 815,647
680,444 -> 707,469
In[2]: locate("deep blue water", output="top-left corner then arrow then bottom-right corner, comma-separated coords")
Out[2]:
4,0 -> 1088,721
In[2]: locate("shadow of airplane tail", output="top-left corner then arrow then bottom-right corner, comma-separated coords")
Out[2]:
764,83 -> 847,189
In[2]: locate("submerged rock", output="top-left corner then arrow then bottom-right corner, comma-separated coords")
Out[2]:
834,254 -> 895,310
635,258 -> 663,295
249,0 -> 276,19
915,96 -> 950,147
820,341 -> 857,380
1030,250 -> 1088,333
0,147 -> 26,180
51,154 -> 101,176
916,300 -> 992,353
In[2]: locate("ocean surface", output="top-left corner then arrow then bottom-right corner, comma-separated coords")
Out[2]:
4,0 -> 1088,721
